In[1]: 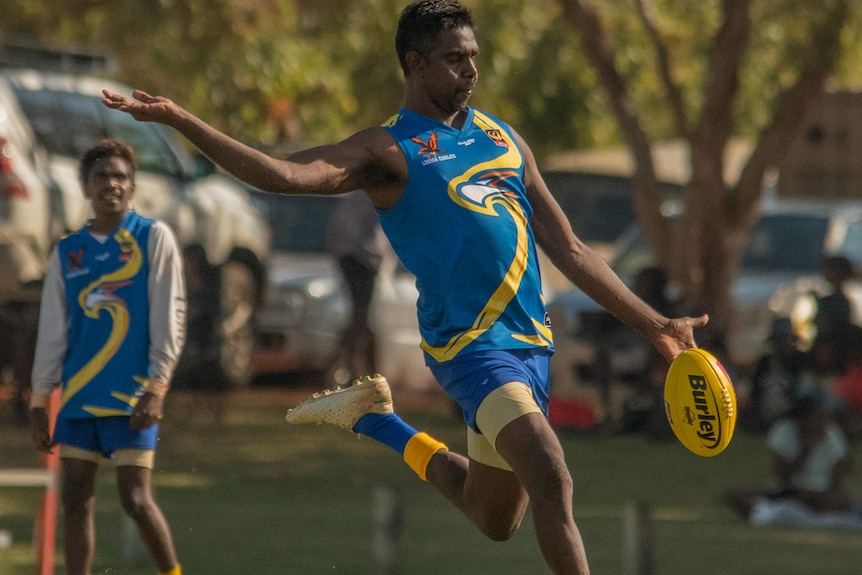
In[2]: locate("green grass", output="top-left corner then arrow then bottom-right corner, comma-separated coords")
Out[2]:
2,387 -> 862,574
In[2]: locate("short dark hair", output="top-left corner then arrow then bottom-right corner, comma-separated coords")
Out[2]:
395,0 -> 474,75
79,139 -> 137,185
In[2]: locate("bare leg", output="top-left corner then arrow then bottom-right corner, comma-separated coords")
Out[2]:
116,465 -> 179,573
497,413 -> 590,574
426,412 -> 590,575
426,451 -> 530,541
61,458 -> 98,575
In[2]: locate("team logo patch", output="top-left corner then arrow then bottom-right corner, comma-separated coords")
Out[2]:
66,248 -> 85,270
411,131 -> 456,166
485,129 -> 510,148
410,131 -> 446,158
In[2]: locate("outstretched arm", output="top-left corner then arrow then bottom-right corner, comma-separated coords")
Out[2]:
102,89 -> 405,204
516,131 -> 707,363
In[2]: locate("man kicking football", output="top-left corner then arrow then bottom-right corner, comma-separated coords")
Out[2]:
102,2 -> 707,573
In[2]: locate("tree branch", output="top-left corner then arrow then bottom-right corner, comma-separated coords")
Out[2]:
694,0 -> 751,146
560,0 -> 670,264
634,0 -> 689,138
730,0 -> 850,222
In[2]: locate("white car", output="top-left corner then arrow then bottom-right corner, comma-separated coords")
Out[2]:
0,79 -> 52,296
0,58 -> 271,388
250,191 -> 434,391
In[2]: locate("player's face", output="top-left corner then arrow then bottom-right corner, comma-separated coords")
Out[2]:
84,156 -> 135,218
422,26 -> 479,115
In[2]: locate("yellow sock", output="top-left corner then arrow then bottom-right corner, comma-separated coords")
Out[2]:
403,432 -> 447,481
159,565 -> 182,575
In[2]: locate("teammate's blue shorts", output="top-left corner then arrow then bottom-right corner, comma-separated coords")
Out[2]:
53,416 -> 159,459
428,348 -> 551,432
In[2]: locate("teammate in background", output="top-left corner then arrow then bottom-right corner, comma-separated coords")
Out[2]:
29,140 -> 185,575
102,2 -> 706,573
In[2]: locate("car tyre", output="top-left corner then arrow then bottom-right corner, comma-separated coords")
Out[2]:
173,248 -> 258,390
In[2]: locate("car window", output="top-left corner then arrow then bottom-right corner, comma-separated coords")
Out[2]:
543,171 -> 682,246
742,214 -> 827,272
10,88 -> 77,155
105,107 -> 187,177
839,220 -> 862,267
578,194 -> 634,243
607,233 -> 653,279
611,212 -> 831,278
12,86 -> 185,177
542,172 -> 635,244
254,192 -> 340,253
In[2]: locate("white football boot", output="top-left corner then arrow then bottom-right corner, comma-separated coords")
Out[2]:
285,375 -> 393,430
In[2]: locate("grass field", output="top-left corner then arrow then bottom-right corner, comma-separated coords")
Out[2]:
2,385 -> 862,574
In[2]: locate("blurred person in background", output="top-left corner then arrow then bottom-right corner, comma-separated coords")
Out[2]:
830,327 -> 862,441
724,394 -> 856,523
742,317 -> 808,433
325,190 -> 388,386
810,255 -> 855,378
29,140 -> 185,575
0,302 -> 38,426
592,266 -> 678,439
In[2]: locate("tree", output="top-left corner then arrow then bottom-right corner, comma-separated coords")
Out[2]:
559,0 -> 856,346
1,1 -> 859,346
0,0 -> 407,145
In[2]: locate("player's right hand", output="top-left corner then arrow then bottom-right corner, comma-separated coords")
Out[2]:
101,89 -> 181,125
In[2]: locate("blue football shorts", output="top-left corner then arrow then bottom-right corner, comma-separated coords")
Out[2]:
429,348 -> 551,470
54,416 -> 159,464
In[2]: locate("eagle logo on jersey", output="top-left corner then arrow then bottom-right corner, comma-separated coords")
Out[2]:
66,248 -> 85,270
410,131 -> 446,157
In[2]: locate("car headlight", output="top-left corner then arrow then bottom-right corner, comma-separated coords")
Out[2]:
307,276 -> 340,299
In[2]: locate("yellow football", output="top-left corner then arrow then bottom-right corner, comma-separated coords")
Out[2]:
664,348 -> 737,457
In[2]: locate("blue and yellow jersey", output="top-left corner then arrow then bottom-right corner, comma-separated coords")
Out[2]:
381,107 -> 552,365
58,212 -> 153,419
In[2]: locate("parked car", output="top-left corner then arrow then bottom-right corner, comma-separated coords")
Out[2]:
546,199 -> 862,424
0,82 -> 52,296
250,191 -> 434,391
538,169 -> 681,297
0,82 -> 54,421
0,49 -> 271,389
250,193 -> 348,377
542,171 -> 638,259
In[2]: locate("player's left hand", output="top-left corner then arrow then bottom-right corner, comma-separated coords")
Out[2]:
131,393 -> 164,430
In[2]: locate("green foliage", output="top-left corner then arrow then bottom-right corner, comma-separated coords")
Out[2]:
0,0 -> 860,161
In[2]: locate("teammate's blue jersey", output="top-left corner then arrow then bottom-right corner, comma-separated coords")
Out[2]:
58,212 -> 153,419
381,107 -> 552,365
